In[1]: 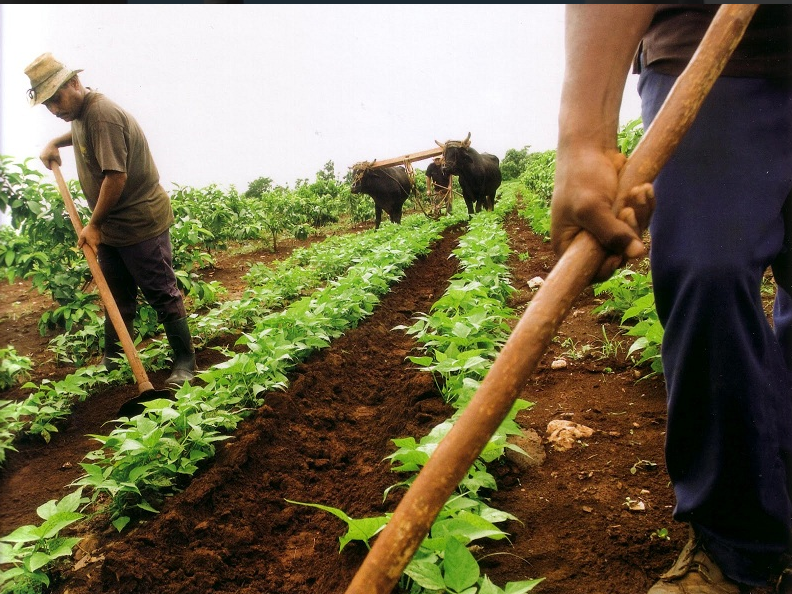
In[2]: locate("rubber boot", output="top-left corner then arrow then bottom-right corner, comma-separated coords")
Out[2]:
101,316 -> 134,372
163,317 -> 196,387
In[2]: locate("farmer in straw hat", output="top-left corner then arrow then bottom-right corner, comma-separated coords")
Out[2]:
24,53 -> 196,388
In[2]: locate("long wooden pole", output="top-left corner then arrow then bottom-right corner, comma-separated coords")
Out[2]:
366,147 -> 443,169
51,163 -> 155,394
344,5 -> 759,593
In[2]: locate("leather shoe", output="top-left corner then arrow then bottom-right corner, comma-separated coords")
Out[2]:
648,527 -> 749,593
778,568 -> 792,593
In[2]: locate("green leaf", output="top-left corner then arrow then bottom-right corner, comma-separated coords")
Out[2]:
48,537 -> 83,560
407,356 -> 433,366
479,576 -> 505,594
118,439 -> 146,453
36,499 -> 58,521
39,511 -> 84,539
0,566 -> 26,583
504,578 -> 546,593
431,512 -> 507,543
137,500 -> 161,514
28,551 -> 53,572
404,558 -> 445,590
56,488 -> 84,514
285,500 -> 388,550
1,524 -> 41,543
443,536 -> 480,592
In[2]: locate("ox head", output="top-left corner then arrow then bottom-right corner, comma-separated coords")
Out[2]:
435,132 -> 471,175
350,159 -> 377,194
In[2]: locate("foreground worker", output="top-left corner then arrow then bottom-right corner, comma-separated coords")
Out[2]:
25,53 -> 196,387
552,5 -> 792,593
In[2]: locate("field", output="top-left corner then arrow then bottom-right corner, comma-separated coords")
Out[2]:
0,195 -> 779,594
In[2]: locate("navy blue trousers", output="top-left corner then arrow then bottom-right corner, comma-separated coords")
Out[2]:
97,229 -> 186,325
639,69 -> 792,586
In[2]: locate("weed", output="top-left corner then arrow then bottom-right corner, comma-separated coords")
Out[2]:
651,528 -> 670,541
596,325 -> 623,359
630,459 -> 658,474
559,337 -> 593,361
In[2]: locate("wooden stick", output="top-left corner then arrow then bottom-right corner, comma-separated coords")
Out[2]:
344,5 -> 759,593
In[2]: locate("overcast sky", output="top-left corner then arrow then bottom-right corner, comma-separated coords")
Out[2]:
1,4 -> 642,200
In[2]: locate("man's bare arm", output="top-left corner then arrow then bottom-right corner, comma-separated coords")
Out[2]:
551,5 -> 656,280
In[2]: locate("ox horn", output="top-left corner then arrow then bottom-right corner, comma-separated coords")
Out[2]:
463,132 -> 471,147
435,139 -> 445,148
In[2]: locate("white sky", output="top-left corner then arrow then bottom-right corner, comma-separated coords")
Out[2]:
1,4 -> 642,199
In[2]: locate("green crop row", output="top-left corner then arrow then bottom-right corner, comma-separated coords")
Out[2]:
296,192 -> 544,594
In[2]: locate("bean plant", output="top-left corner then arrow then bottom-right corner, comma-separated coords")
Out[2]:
0,347 -> 33,391
0,489 -> 86,594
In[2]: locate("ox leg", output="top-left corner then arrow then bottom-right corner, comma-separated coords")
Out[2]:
375,205 -> 382,229
465,200 -> 474,219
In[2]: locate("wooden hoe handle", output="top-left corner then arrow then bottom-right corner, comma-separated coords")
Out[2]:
51,163 -> 154,394
344,5 -> 759,594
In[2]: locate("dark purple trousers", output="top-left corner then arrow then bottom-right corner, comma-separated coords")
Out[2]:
639,69 -> 792,586
97,229 -> 186,324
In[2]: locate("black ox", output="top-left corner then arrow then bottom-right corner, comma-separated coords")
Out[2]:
436,133 -> 502,217
350,162 -> 412,229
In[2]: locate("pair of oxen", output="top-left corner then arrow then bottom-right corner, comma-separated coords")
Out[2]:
351,133 -> 502,229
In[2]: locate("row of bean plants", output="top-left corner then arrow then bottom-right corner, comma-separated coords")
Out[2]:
296,186 -> 544,593
0,211 -> 460,592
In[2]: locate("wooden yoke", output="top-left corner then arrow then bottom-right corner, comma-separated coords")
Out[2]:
364,147 -> 443,169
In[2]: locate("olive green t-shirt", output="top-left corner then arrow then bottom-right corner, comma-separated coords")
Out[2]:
637,5 -> 792,78
71,91 -> 174,247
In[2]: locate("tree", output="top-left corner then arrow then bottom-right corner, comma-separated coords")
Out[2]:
499,146 -> 532,181
245,176 -> 273,198
258,189 -> 300,252
315,160 -> 337,183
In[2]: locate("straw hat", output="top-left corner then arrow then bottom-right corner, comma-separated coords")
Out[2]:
24,53 -> 83,106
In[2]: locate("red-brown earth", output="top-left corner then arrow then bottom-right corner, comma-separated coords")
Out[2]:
0,204 -> 780,594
